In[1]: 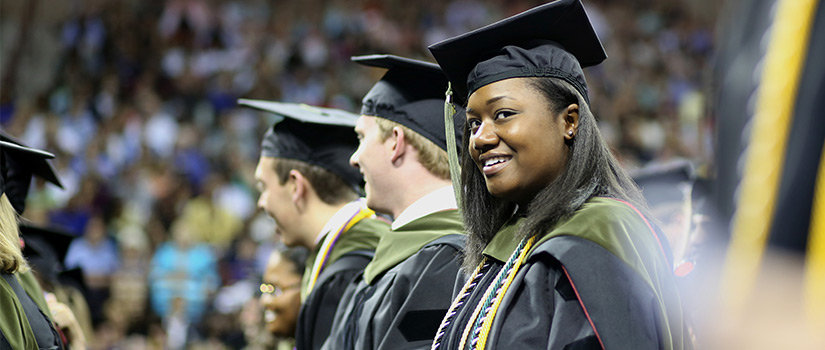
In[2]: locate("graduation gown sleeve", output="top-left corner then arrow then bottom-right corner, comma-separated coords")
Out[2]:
492,198 -> 687,349
1,273 -> 38,350
363,235 -> 465,349
295,251 -> 373,350
434,198 -> 688,350
1,272 -> 63,350
296,216 -> 386,350
486,236 -> 667,349
323,234 -> 465,350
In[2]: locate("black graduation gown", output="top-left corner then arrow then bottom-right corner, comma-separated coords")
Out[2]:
322,210 -> 466,350
433,198 -> 688,350
1,271 -> 63,350
295,217 -> 387,350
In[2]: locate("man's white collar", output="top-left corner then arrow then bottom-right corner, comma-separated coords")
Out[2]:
314,199 -> 368,246
391,186 -> 457,230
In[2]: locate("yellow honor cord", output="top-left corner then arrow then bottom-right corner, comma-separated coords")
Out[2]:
306,208 -> 375,293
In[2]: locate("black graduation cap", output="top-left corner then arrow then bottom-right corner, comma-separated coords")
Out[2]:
237,99 -> 364,192
428,0 -> 607,105
20,222 -> 76,284
631,160 -> 695,208
1,132 -> 63,214
351,54 -> 464,152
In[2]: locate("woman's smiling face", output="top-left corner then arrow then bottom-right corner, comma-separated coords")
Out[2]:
466,77 -> 577,205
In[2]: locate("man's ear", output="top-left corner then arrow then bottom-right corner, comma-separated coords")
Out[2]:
289,169 -> 308,211
390,126 -> 407,164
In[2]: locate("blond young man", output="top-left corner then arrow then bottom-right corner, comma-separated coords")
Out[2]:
322,55 -> 466,350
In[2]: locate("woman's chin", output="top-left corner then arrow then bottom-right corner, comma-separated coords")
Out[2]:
485,184 -> 513,201
267,322 -> 292,338
485,185 -> 532,207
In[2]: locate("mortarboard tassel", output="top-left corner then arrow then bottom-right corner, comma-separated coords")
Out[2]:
444,82 -> 462,210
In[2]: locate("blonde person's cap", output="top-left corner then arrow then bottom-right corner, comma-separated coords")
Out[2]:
1,132 -> 63,213
352,54 -> 464,152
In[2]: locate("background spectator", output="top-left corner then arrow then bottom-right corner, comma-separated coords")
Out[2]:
148,217 -> 219,344
64,212 -> 120,327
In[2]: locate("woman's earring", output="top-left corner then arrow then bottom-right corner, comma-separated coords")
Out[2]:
567,130 -> 574,137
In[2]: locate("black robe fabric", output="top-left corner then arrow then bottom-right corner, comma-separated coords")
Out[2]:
1,272 -> 63,350
296,251 -> 373,350
322,210 -> 466,350
295,217 -> 387,350
433,198 -> 688,350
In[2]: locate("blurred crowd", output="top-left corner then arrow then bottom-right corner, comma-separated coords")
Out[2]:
0,0 -> 717,348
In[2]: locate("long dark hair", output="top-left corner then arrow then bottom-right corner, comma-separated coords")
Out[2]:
460,77 -> 647,270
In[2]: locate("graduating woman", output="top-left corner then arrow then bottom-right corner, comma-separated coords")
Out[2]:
427,0 -> 689,349
1,139 -> 70,349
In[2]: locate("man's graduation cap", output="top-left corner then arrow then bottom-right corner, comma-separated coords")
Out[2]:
428,0 -> 606,105
351,54 -> 464,152
237,100 -> 364,192
1,132 -> 63,214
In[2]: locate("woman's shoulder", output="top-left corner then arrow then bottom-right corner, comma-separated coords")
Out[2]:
529,197 -> 662,261
557,197 -> 650,234
577,197 -> 642,217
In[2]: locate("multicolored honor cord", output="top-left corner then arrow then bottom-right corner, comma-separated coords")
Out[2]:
432,235 -> 536,350
460,235 -> 536,350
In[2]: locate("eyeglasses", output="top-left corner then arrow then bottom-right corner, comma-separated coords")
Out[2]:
259,282 -> 300,297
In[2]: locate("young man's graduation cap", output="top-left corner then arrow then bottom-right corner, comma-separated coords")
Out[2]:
237,100 -> 364,192
351,54 -> 464,153
1,132 -> 63,214
428,0 -> 607,105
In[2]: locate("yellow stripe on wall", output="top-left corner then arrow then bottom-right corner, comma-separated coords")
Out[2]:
720,0 -> 820,315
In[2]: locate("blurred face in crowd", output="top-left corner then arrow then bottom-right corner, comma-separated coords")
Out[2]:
255,157 -> 301,246
171,220 -> 195,249
466,78 -> 575,205
259,252 -> 302,337
85,215 -> 107,245
350,115 -> 394,214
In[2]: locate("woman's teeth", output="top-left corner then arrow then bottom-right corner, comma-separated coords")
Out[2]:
484,156 -> 509,167
264,310 -> 277,323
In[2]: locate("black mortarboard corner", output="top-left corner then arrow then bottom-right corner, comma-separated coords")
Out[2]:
428,0 -> 606,105
20,222 -> 85,292
351,54 -> 464,152
237,99 -> 364,192
1,133 -> 63,214
631,159 -> 695,209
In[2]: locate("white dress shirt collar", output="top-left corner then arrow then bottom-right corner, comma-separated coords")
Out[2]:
391,186 -> 457,230
314,199 -> 368,246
